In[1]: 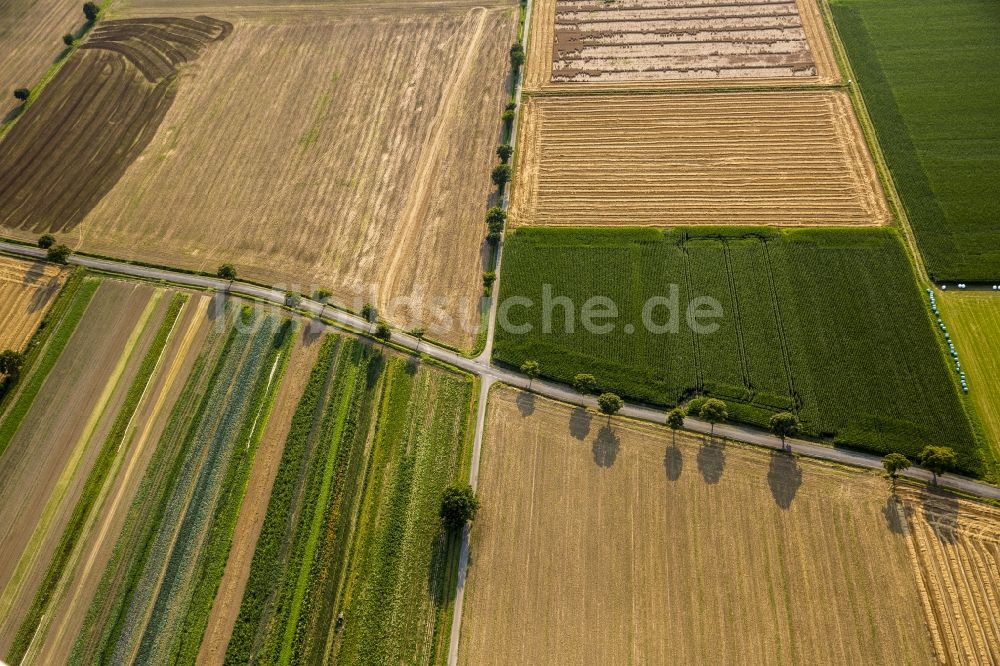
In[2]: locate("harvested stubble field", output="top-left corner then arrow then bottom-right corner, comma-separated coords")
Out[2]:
526,0 -> 838,89
226,334 -> 475,666
0,0 -> 80,118
460,386 -> 1000,665
0,254 -> 65,352
511,90 -> 888,227
0,16 -> 231,234
0,2 -> 517,349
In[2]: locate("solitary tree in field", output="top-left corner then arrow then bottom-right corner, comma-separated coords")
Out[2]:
37,234 -> 55,249
216,263 -> 236,281
598,392 -> 624,423
572,373 -> 597,394
440,484 -> 479,531
13,88 -> 30,101
62,33 -> 76,47
882,452 -> 911,491
769,412 -> 799,452
496,144 -> 513,163
46,244 -> 71,265
520,359 -> 540,389
667,407 -> 685,445
83,2 -> 99,22
491,164 -> 511,188
919,445 -> 957,485
374,320 -> 391,343
699,398 -> 728,439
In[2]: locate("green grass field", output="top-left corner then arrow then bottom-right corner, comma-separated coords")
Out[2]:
226,335 -> 474,666
494,227 -> 986,475
831,0 -> 1000,282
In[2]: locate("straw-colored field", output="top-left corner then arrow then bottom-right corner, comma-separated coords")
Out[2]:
0,2 -> 516,349
0,255 -> 65,352
525,0 -> 839,89
511,90 -> 888,227
460,387 -> 1000,664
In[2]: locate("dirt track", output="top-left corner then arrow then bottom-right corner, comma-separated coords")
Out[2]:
511,90 -> 888,226
0,255 -> 65,352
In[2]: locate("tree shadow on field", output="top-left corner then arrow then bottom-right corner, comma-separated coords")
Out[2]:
21,260 -> 46,286
882,494 -> 912,535
697,436 -> 725,484
664,445 -> 683,481
592,425 -> 620,468
569,406 -> 591,440
208,291 -> 227,321
303,316 -> 325,343
767,450 -> 802,510
28,276 -> 61,314
427,527 -> 460,611
921,487 -> 960,545
516,390 -> 535,417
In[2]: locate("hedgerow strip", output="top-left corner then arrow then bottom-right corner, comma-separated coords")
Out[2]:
0,275 -> 99,457
224,334 -> 339,664
169,319 -> 296,665
6,293 -> 186,664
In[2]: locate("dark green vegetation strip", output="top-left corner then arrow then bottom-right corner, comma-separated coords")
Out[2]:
70,307 -> 292,665
0,274 -> 99,458
831,0 -> 1000,282
6,293 -> 187,664
226,336 -> 473,665
495,227 -> 984,474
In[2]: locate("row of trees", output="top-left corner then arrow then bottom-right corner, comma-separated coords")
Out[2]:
11,3 -> 101,102
521,360 -> 960,489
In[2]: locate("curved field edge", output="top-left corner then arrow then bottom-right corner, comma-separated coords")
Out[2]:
0,273 -> 98,458
5,293 -> 187,664
493,226 -> 985,475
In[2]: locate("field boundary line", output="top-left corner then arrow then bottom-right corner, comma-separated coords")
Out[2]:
761,240 -> 797,402
722,241 -> 752,390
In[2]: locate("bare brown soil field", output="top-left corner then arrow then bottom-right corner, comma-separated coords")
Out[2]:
0,279 -> 157,656
0,17 -> 230,234
896,487 -> 1000,665
23,295 -> 214,666
526,0 -> 839,89
0,0 -> 80,118
196,324 -> 322,665
0,4 -> 516,350
510,90 -> 889,226
458,386 -> 1000,664
0,254 -> 65,352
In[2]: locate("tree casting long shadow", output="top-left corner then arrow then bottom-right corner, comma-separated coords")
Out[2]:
664,445 -> 682,481
592,425 -> 620,468
568,406 -> 591,440
767,449 -> 802,510
696,436 -> 725,484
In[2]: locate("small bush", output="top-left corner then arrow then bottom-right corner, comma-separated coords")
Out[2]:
496,144 -> 513,162
37,234 -> 55,249
62,33 -> 76,47
13,88 -> 30,101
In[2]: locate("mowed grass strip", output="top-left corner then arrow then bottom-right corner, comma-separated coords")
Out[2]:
940,292 -> 1000,472
494,227 -> 983,474
226,337 -> 474,665
831,0 -> 1000,281
5,293 -> 186,664
0,274 -> 98,458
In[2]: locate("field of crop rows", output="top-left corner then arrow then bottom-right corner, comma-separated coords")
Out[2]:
0,17 -> 231,235
494,227 -> 985,475
511,91 -> 887,227
462,387 -> 949,664
832,0 -> 1000,282
0,255 -> 65,353
226,334 -> 474,665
